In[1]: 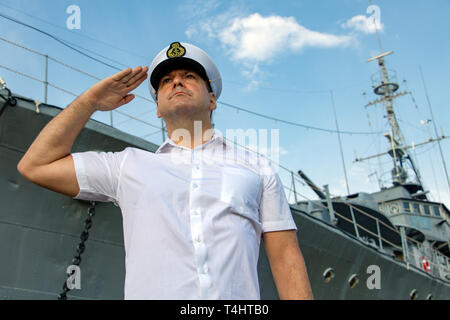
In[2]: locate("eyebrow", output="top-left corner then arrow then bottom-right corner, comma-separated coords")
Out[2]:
165,70 -> 198,77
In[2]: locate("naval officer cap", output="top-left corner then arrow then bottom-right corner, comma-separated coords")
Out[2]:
148,42 -> 222,102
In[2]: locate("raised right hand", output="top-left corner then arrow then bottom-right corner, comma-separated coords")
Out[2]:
79,66 -> 149,112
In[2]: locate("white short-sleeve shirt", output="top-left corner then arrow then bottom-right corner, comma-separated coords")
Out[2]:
72,132 -> 297,299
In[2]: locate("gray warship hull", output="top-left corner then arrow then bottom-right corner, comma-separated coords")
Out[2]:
1,94 -> 449,300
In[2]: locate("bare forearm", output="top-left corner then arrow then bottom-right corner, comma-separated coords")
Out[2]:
263,231 -> 314,300
272,248 -> 314,300
18,95 -> 96,170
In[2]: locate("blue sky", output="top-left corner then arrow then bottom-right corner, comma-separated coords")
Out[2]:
1,0 -> 449,208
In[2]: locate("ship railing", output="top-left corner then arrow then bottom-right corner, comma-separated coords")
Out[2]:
0,36 -> 166,140
409,242 -> 450,280
2,36 -> 449,282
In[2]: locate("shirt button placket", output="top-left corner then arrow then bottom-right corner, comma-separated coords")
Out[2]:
189,153 -> 210,298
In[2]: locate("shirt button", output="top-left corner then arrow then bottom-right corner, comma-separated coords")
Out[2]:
200,266 -> 208,274
191,210 -> 200,216
192,183 -> 198,189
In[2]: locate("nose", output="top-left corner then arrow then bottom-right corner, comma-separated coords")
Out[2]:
172,74 -> 185,88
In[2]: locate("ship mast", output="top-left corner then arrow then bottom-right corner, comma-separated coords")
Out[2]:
356,51 -> 447,199
368,51 -> 419,186
354,3 -> 448,198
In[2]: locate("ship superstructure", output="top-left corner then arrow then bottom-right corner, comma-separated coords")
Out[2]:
295,50 -> 450,290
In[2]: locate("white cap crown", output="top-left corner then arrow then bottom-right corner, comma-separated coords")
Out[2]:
148,42 -> 222,102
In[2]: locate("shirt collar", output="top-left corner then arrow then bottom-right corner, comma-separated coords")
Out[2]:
155,130 -> 227,154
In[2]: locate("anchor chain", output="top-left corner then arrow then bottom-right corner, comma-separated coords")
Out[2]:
58,201 -> 96,300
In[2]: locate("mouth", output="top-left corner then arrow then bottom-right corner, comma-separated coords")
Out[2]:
169,89 -> 192,100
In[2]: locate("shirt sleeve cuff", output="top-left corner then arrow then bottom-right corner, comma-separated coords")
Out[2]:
262,220 -> 298,233
72,153 -> 88,199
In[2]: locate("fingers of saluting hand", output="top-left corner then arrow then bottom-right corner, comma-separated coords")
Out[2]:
103,66 -> 148,107
117,94 -> 136,107
112,67 -> 133,81
126,71 -> 148,92
112,66 -> 148,88
125,66 -> 149,87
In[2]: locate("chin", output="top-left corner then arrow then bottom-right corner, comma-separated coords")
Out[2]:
174,103 -> 195,114
164,103 -> 196,119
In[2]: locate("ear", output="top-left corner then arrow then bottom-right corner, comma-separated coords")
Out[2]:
209,92 -> 217,111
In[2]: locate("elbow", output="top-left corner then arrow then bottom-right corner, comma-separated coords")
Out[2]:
17,159 -> 33,181
17,159 -> 25,176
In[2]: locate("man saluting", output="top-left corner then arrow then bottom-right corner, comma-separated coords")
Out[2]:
17,42 -> 313,300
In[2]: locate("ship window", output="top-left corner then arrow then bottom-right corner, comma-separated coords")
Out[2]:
423,205 -> 431,215
412,203 -> 420,214
410,289 -> 418,300
348,274 -> 359,288
432,206 -> 440,217
403,202 -> 411,213
322,268 -> 335,283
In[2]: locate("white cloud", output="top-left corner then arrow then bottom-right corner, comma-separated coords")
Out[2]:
341,14 -> 384,34
215,13 -> 352,63
187,12 -> 353,89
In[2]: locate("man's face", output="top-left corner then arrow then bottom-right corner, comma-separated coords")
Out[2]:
156,68 -> 216,121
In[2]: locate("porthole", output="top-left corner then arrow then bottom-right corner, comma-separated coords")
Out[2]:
410,289 -> 418,300
322,268 -> 335,283
348,274 -> 359,288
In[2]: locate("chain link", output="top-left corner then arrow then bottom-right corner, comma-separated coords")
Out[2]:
58,201 -> 96,300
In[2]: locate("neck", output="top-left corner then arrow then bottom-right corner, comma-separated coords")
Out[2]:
166,118 -> 214,149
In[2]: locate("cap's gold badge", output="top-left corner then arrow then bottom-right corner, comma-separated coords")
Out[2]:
166,42 -> 186,58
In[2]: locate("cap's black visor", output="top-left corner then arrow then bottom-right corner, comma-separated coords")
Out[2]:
150,57 -> 209,90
